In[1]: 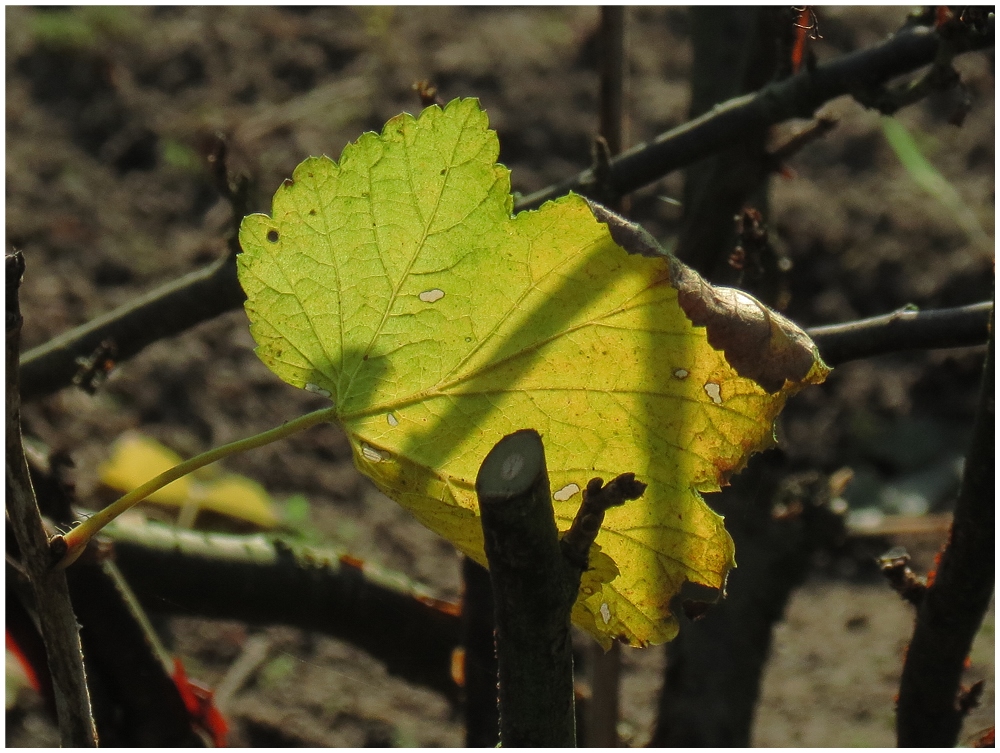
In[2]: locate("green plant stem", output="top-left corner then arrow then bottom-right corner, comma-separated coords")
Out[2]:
54,405 -> 338,569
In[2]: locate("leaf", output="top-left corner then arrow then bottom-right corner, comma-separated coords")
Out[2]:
99,432 -> 279,529
237,98 -> 829,646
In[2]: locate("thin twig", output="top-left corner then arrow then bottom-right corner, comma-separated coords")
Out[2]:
18,143 -> 253,403
66,556 -> 204,744
516,20 -> 993,212
5,252 -> 97,747
213,634 -> 273,714
806,301 -> 992,366
19,251 -> 244,401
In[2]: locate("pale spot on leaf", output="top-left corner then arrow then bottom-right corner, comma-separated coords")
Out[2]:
304,383 -> 331,398
419,289 -> 445,303
673,368 -> 689,379
704,382 -> 723,404
361,444 -> 384,463
387,413 -> 399,427
600,602 -> 611,624
553,483 -> 580,501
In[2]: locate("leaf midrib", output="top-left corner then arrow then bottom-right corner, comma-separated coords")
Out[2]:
342,107 -> 475,401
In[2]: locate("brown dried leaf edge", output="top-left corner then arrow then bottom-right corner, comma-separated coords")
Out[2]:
586,199 -> 826,394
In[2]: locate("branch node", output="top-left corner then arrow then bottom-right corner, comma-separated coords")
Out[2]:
766,115 -> 838,170
958,679 -> 985,715
412,79 -> 445,108
877,546 -> 927,606
589,135 -> 617,205
71,338 -> 118,394
561,473 -> 646,570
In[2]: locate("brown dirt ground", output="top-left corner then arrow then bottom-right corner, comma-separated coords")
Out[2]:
6,6 -> 994,747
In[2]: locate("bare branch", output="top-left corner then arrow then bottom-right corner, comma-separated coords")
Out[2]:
896,308 -> 994,746
806,301 -> 993,366
104,517 -> 461,699
6,252 -> 97,746
460,557 -> 500,747
515,21 -> 993,212
19,251 -> 244,402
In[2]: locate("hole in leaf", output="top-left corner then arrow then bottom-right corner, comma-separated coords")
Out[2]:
553,483 -> 580,501
304,382 -> 331,398
704,382 -> 723,404
361,444 -> 384,463
267,229 -> 279,243
419,289 -> 445,303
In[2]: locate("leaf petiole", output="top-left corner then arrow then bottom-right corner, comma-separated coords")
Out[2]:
52,405 -> 338,570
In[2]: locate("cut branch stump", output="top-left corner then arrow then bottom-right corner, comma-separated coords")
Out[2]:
476,429 -> 578,748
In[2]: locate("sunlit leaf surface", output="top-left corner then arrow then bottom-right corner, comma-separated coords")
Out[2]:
238,98 -> 828,646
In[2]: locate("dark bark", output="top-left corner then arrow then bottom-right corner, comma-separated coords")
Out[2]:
6,252 -> 98,747
106,519 -> 462,699
476,429 -> 578,747
21,447 -> 203,745
598,6 -> 627,159
461,557 -> 500,747
895,313 -> 994,746
651,457 -> 848,746
807,301 -> 993,366
18,250 -> 244,401
678,7 -> 790,280
67,560 -> 205,746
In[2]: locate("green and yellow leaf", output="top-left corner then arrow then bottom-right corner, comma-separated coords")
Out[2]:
237,98 -> 828,646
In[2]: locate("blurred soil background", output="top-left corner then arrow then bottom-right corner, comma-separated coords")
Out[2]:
5,6 -> 994,746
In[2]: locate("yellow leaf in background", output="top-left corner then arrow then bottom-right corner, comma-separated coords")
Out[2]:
99,432 -> 279,529
192,475 -> 278,529
98,432 -> 190,505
